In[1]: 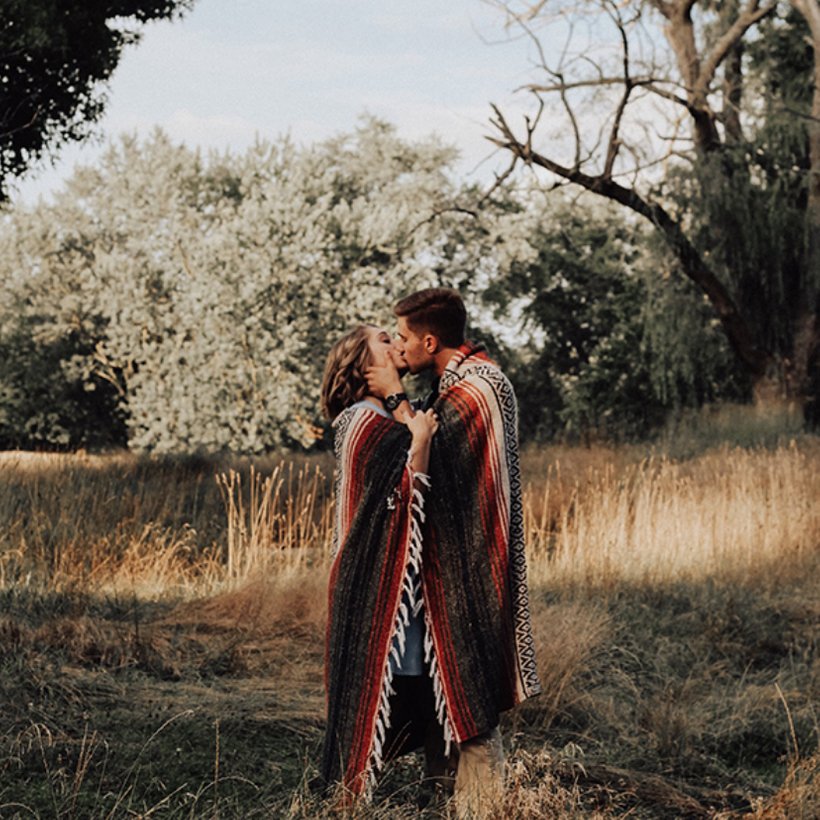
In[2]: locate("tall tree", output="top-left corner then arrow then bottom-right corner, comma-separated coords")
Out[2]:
487,0 -> 819,411
0,0 -> 195,201
792,0 -> 820,285
0,122 -> 535,452
485,195 -> 743,441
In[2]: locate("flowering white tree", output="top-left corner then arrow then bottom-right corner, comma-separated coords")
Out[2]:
0,119 -> 536,451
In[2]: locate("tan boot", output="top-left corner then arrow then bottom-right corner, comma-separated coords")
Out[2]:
453,726 -> 505,818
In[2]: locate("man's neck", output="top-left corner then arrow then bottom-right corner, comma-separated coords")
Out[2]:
432,346 -> 461,377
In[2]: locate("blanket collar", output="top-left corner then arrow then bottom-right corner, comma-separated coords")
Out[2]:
439,341 -> 494,391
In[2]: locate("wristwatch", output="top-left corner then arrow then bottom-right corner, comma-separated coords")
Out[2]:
384,392 -> 408,412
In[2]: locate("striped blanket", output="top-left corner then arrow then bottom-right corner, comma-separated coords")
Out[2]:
321,407 -> 422,797
424,342 -> 541,744
321,343 -> 541,798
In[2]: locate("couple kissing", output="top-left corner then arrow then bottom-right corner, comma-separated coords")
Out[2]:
318,287 -> 541,816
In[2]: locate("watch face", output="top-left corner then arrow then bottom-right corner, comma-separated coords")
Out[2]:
385,393 -> 406,411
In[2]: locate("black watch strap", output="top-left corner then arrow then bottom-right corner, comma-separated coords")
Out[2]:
384,392 -> 408,412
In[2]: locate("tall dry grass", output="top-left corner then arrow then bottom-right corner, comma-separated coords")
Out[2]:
0,450 -> 332,598
525,440 -> 819,588
1,426 -> 818,818
216,462 -> 332,581
1,437 -> 817,596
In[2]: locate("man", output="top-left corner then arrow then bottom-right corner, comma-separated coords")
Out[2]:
367,287 -> 542,816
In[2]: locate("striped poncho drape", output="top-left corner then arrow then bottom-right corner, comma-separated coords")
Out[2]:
321,406 -> 423,798
423,342 -> 541,747
321,343 -> 541,798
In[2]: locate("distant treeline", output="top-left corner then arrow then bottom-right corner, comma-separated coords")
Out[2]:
0,122 -> 744,453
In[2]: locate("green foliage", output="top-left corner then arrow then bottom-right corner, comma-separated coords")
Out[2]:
491,200 -> 743,441
661,8 -> 815,366
0,117 -> 770,452
0,0 -> 195,200
0,322 -> 126,450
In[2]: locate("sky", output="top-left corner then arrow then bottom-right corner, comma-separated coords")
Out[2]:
13,0 -> 556,204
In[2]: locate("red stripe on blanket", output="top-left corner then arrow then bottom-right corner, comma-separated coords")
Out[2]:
345,465 -> 412,785
422,536 -> 479,741
323,406 -> 442,797
446,386 -> 509,607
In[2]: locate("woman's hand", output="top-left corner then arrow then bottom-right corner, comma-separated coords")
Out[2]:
407,409 -> 438,445
407,409 -> 438,475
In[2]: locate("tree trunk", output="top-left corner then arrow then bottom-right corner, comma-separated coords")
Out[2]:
723,42 -> 744,143
806,18 -> 820,296
658,2 -> 723,151
790,0 -> 820,424
797,0 -> 820,289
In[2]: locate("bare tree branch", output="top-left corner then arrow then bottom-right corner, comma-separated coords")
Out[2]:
477,154 -> 520,205
602,0 -> 633,178
394,206 -> 481,249
487,104 -> 769,376
521,76 -> 696,114
517,77 -> 621,93
638,80 -> 695,112
694,0 -> 777,100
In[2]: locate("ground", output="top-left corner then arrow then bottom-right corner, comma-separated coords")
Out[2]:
0,427 -> 817,817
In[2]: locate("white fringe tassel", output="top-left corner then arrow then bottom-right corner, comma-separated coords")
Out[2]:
410,476 -> 456,756
365,470 -> 431,797
423,606 -> 455,757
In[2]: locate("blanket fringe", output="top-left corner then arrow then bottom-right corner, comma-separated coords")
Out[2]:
423,611 -> 455,757
409,477 -> 457,756
366,470 -> 430,795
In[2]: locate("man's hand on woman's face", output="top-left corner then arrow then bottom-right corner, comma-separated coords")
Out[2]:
365,357 -> 403,399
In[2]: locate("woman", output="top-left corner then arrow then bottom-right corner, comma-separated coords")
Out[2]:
319,325 -> 439,800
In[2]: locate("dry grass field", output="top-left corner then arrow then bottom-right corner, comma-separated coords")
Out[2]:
0,406 -> 817,818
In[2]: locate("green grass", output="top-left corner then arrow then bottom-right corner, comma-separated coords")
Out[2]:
0,408 -> 817,818
0,591 -> 322,818
1,561 -> 817,818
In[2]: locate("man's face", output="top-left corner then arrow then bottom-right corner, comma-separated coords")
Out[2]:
395,316 -> 435,375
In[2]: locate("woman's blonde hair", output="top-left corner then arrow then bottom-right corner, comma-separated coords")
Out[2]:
320,325 -> 374,420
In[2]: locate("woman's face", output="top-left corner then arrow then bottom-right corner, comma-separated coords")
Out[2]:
366,326 -> 396,369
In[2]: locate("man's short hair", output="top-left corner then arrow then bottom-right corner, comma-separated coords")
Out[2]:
394,287 -> 466,348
